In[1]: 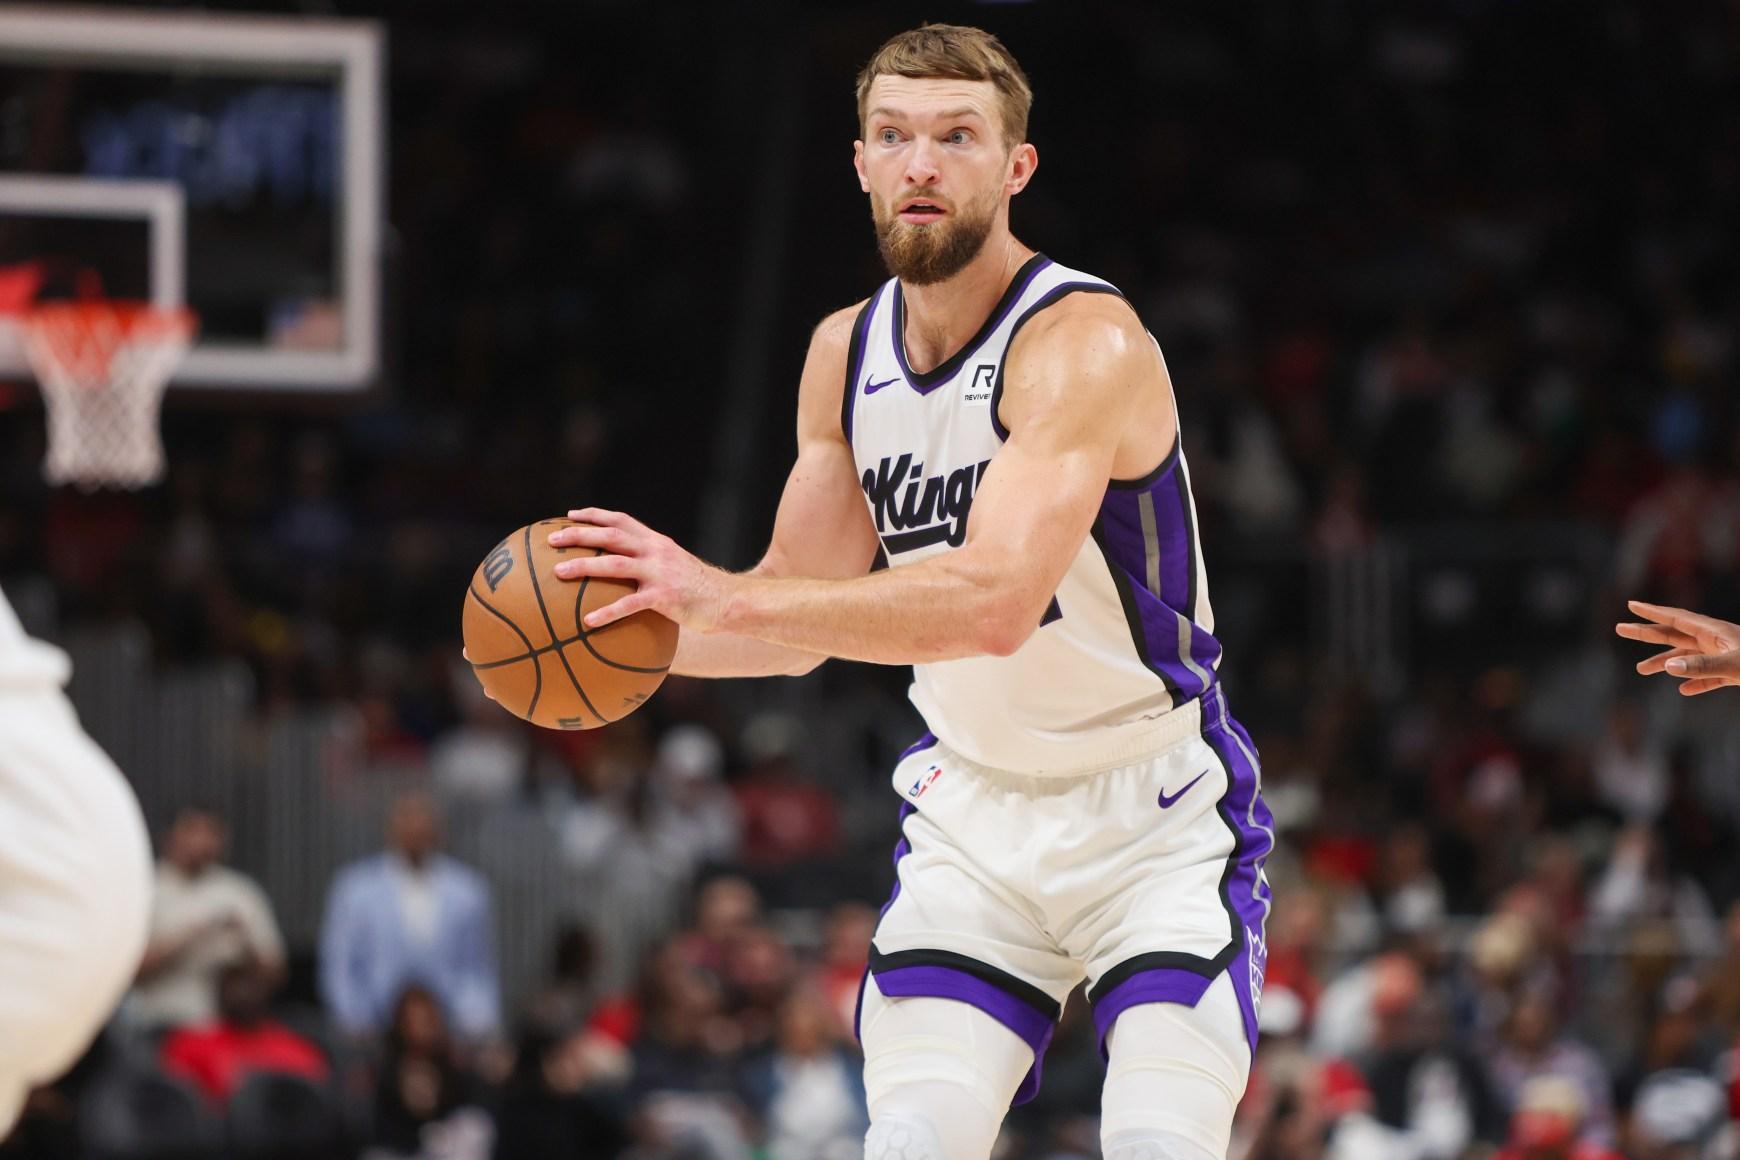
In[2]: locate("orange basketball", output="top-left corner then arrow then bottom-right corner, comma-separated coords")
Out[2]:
462,518 -> 678,729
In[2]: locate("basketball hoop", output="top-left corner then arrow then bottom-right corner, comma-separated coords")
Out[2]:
20,300 -> 196,491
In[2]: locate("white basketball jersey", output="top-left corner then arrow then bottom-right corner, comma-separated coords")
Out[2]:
842,255 -> 1225,775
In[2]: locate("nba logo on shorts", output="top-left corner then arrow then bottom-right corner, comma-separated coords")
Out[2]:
908,764 -> 944,799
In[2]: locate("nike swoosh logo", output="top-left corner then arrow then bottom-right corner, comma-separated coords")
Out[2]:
1157,770 -> 1209,809
864,376 -> 898,395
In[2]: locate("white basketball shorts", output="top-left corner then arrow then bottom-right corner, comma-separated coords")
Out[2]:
855,684 -> 1274,1106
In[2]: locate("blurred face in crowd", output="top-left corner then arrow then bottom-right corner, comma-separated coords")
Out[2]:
776,990 -> 832,1058
166,808 -> 227,876
217,964 -> 270,1027
854,76 -> 1035,285
1505,989 -> 1557,1055
695,876 -> 759,943
392,986 -> 447,1055
389,794 -> 441,867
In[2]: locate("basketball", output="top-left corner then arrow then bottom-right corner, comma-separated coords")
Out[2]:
462,518 -> 678,729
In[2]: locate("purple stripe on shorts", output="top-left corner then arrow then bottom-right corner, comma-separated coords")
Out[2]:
1202,704 -> 1275,1057
897,731 -> 938,762
1089,967 -> 1216,1056
856,800 -> 919,1043
871,963 -> 1056,1106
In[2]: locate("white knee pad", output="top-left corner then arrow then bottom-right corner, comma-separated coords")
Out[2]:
1100,973 -> 1251,1158
1103,1129 -> 1221,1160
864,1112 -> 947,1160
859,975 -> 1030,1160
859,973 -> 1032,1118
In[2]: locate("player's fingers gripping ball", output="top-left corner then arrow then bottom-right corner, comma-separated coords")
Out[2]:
463,518 -> 677,729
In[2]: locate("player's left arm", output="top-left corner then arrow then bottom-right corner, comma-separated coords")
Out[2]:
559,297 -> 1168,664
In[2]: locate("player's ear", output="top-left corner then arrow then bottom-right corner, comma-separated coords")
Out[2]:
1006,143 -> 1037,196
853,139 -> 870,192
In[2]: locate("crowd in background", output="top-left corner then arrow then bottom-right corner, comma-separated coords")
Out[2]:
4,2 -> 1740,1157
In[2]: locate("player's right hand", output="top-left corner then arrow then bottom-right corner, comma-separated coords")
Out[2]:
1616,600 -> 1740,695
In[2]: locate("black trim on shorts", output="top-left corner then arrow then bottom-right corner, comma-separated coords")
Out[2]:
1085,944 -> 1240,1006
868,944 -> 1062,1022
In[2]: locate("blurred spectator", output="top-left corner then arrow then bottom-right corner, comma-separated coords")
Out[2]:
732,715 -> 840,871
648,723 -> 739,873
364,985 -> 491,1160
1350,952 -> 1501,1157
719,926 -> 795,1053
676,876 -> 762,977
130,803 -> 286,1031
492,1019 -> 629,1160
319,793 -> 501,1043
1703,902 -> 1740,1037
1592,700 -> 1669,824
739,989 -> 866,1160
628,961 -> 751,1160
1625,1070 -> 1734,1160
813,903 -> 875,1037
1488,983 -> 1616,1147
431,669 -> 529,803
1589,827 -> 1719,956
1492,1076 -> 1623,1160
160,961 -> 328,1103
528,923 -> 603,1034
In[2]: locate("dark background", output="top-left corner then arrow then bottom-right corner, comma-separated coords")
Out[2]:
4,2 -> 1740,1158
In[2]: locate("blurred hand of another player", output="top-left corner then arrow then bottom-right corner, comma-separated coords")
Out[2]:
547,509 -> 733,632
1616,600 -> 1740,695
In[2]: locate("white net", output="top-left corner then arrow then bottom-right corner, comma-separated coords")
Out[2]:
20,302 -> 194,490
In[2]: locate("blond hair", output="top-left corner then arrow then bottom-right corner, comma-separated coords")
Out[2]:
855,24 -> 1033,149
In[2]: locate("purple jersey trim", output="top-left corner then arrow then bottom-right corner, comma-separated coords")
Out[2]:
870,962 -> 1056,1106
1092,469 -> 1224,703
891,254 -> 1052,394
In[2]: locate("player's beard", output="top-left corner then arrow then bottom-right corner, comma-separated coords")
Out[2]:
872,184 -> 1001,286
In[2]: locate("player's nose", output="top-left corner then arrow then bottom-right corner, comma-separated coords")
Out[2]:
904,138 -> 942,185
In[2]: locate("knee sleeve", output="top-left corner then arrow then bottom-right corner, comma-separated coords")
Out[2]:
1100,972 -> 1251,1159
864,1112 -> 948,1160
859,974 -> 1029,1160
1103,1129 -> 1222,1160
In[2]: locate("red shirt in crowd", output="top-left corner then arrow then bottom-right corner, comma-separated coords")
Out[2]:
161,1020 -> 329,1102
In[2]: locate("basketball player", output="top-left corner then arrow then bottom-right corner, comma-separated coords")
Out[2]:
546,25 -> 1272,1160
0,587 -> 152,1134
1618,600 -> 1740,694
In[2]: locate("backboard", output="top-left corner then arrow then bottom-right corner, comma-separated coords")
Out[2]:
0,4 -> 384,392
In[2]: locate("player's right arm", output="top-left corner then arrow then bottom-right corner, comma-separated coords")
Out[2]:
669,304 -> 881,678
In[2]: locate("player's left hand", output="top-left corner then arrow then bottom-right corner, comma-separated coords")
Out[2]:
1616,600 -> 1740,695
547,508 -> 734,632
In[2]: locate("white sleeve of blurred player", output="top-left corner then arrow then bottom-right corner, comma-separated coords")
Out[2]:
0,588 -> 152,1135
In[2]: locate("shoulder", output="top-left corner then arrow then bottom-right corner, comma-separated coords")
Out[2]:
797,298 -> 875,435
1010,289 -> 1147,366
801,298 -> 874,378
811,299 -> 871,352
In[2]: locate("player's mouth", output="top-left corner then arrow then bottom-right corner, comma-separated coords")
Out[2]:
897,199 -> 947,224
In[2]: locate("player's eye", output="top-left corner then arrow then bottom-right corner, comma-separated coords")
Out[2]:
879,128 -> 900,145
947,130 -> 972,145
